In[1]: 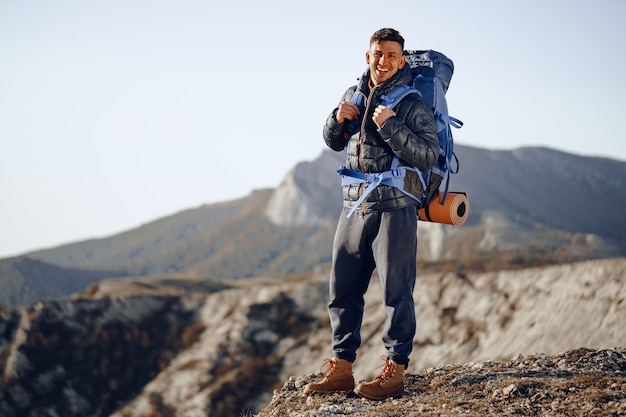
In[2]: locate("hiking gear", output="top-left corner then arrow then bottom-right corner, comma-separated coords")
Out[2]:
338,50 -> 464,221
303,357 -> 355,395
354,357 -> 405,400
329,206 -> 417,365
417,191 -> 469,226
324,64 -> 440,217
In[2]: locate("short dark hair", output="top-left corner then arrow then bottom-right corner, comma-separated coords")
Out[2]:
370,28 -> 405,50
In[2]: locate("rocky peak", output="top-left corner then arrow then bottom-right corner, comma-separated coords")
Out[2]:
265,150 -> 343,226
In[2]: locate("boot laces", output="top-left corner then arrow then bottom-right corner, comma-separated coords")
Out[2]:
375,356 -> 396,382
319,358 -> 339,378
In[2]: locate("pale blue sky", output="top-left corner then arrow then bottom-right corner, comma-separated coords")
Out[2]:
1,0 -> 625,257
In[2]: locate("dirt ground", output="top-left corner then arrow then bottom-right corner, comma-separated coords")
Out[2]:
258,347 -> 626,417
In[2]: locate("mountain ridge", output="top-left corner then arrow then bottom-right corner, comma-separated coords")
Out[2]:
1,144 -> 625,307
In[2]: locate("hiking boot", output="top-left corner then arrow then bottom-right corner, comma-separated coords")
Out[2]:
303,358 -> 355,395
354,357 -> 405,400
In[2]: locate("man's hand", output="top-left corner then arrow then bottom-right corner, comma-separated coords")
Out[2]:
372,105 -> 396,128
336,101 -> 361,124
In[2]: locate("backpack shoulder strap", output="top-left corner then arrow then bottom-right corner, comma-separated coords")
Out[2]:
380,85 -> 421,110
345,83 -> 419,133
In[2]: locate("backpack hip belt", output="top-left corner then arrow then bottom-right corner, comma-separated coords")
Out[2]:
338,156 -> 427,218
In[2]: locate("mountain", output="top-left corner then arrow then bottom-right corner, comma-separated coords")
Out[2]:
0,257 -> 129,306
1,258 -> 624,416
1,145 -> 625,307
269,145 -> 626,241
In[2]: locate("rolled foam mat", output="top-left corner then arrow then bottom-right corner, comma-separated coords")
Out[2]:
418,192 -> 469,226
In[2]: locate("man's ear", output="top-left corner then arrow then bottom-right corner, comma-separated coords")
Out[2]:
399,55 -> 406,69
365,51 -> 371,64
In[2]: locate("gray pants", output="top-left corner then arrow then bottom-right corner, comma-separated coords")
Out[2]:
328,205 -> 418,366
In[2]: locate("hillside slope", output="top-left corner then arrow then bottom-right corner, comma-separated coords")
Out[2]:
0,257 -> 128,306
1,258 -> 624,416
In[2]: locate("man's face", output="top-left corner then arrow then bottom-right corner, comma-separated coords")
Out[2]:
366,40 -> 406,86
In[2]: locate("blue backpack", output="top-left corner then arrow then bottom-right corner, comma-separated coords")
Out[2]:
338,50 -> 463,218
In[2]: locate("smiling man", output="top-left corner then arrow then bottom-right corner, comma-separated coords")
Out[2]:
367,38 -> 405,85
303,28 -> 439,400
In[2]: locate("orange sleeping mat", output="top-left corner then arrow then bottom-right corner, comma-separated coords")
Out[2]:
418,191 -> 469,226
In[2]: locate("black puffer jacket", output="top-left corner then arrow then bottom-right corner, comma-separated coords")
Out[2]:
323,64 -> 439,214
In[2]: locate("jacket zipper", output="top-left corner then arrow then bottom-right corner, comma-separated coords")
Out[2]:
358,85 -> 378,216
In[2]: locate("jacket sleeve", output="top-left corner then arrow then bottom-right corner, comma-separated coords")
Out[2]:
323,86 -> 357,152
378,93 -> 439,172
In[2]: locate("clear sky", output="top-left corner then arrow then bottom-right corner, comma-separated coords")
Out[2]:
1,0 -> 625,258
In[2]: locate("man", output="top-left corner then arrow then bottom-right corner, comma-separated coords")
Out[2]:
303,28 -> 439,400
